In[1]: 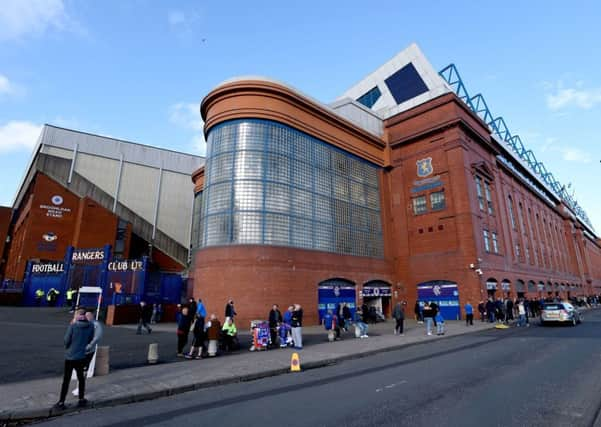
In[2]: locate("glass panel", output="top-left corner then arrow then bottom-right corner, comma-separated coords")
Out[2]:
200,119 -> 383,257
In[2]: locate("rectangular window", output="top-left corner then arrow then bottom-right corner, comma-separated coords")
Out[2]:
508,196 -> 516,230
430,191 -> 446,211
492,232 -> 499,254
515,243 -> 521,259
413,196 -> 427,215
475,176 -> 484,211
483,229 -> 490,252
484,182 -> 494,215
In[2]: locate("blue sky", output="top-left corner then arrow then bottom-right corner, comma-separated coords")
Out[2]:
0,0 -> 599,231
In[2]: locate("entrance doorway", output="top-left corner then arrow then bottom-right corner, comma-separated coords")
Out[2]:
361,281 -> 392,319
317,278 -> 356,323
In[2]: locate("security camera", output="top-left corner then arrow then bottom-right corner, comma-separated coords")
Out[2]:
476,269 -> 483,275
469,263 -> 475,269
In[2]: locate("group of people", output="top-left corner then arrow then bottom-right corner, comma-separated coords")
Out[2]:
267,304 -> 304,349
413,300 -> 446,335
322,302 -> 375,340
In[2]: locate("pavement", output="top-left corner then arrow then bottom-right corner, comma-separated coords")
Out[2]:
34,308 -> 601,427
0,314 -> 495,424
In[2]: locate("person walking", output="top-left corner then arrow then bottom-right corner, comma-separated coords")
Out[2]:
225,299 -> 236,319
290,304 -> 303,349
464,301 -> 474,326
65,288 -> 75,309
342,303 -> 352,331
336,302 -> 346,332
186,313 -> 206,359
136,301 -> 152,334
517,300 -> 527,327
176,306 -> 192,357
354,307 -> 369,338
392,301 -> 405,335
188,298 -> 197,319
84,311 -> 103,375
423,302 -> 434,336
54,309 -> 94,410
485,299 -> 496,323
435,310 -> 445,335
268,304 -> 282,348
477,301 -> 485,322
206,314 -> 221,357
47,288 -> 60,307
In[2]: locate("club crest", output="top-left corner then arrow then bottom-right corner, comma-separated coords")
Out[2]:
416,158 -> 433,177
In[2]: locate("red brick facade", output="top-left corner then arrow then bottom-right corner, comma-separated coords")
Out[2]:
191,81 -> 601,326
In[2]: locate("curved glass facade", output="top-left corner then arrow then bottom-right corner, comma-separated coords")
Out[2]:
198,119 -> 383,258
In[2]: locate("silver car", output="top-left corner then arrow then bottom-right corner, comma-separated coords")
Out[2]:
540,302 -> 582,326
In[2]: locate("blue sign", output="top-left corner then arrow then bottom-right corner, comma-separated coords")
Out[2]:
417,280 -> 461,320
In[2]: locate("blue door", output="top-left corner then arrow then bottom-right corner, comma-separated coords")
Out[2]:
417,280 -> 460,320
318,279 -> 356,322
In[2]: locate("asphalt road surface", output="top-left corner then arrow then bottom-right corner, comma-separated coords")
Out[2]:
38,308 -> 601,427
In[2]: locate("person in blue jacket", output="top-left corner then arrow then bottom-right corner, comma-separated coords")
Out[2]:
323,309 -> 340,341
435,311 -> 445,335
464,301 -> 474,326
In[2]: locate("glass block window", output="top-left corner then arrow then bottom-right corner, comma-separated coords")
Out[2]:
483,229 -> 490,252
198,119 -> 383,258
430,191 -> 445,211
190,191 -> 203,249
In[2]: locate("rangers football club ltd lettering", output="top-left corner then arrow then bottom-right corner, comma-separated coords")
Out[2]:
72,250 -> 105,262
108,260 -> 143,272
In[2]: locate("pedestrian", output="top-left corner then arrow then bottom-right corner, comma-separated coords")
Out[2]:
176,306 -> 192,357
392,301 -> 405,335
206,314 -> 221,357
354,307 -> 369,338
517,300 -> 526,327
435,310 -> 445,335
268,304 -> 282,348
150,304 -> 158,324
423,302 -> 434,336
175,304 -> 182,323
323,309 -> 339,342
290,304 -> 303,349
225,299 -> 236,319
478,301 -> 485,322
65,288 -> 75,308
196,298 -> 207,319
336,302 -> 346,332
136,301 -> 152,334
186,313 -> 205,359
70,288 -> 78,312
47,288 -> 60,307
83,311 -> 103,375
35,288 -> 44,306
464,301 -> 474,326
505,298 -> 514,322
414,301 -> 421,323
342,303 -> 352,331
430,301 -> 439,326
54,309 -> 94,410
221,317 -> 238,352
361,302 -> 369,323
188,298 -> 197,318
486,298 -> 496,323
156,303 -> 163,323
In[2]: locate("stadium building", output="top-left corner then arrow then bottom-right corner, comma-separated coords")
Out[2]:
190,44 -> 601,325
1,125 -> 203,316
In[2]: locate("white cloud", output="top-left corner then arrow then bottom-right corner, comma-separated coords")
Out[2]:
0,74 -> 13,95
169,102 -> 206,154
545,81 -> 601,111
0,0 -> 77,42
0,120 -> 42,153
538,137 -> 591,164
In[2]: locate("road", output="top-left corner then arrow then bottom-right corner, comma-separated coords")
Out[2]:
39,308 -> 601,427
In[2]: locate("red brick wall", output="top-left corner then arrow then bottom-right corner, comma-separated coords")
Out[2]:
0,206 -> 11,280
192,245 -> 394,326
4,173 -> 119,281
